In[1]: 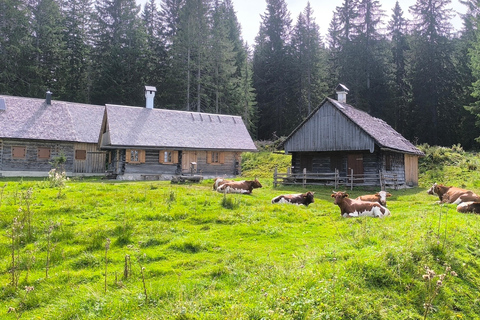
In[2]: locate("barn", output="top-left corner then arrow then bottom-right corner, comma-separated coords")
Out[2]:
99,87 -> 257,180
0,93 -> 106,177
281,85 -> 424,187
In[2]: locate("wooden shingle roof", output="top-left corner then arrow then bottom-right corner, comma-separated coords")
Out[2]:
103,104 -> 257,151
283,97 -> 424,156
0,95 -> 104,143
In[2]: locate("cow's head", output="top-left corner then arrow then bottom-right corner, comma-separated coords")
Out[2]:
376,191 -> 392,206
304,191 -> 315,205
252,179 -> 262,189
427,183 -> 438,195
331,191 -> 348,205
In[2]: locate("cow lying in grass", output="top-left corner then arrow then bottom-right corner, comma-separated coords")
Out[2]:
212,178 -> 233,190
216,179 -> 262,194
355,191 -> 392,206
271,191 -> 315,206
427,183 -> 479,204
331,191 -> 390,218
457,201 -> 480,214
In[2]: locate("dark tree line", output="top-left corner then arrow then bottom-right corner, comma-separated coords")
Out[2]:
2,0 -> 480,148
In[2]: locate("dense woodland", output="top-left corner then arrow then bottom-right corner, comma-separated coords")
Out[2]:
3,0 -> 480,148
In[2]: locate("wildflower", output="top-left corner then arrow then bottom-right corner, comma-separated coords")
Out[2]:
25,286 -> 34,293
451,271 -> 458,277
8,307 -> 15,313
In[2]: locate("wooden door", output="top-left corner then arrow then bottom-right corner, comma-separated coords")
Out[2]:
181,151 -> 197,173
348,153 -> 364,183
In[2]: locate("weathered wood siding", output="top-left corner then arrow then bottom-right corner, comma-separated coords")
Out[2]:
73,143 -> 106,173
197,151 -> 239,176
291,149 -> 409,186
284,102 -> 376,153
0,139 -> 74,172
112,149 -> 241,178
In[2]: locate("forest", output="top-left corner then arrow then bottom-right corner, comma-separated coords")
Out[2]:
2,0 -> 480,148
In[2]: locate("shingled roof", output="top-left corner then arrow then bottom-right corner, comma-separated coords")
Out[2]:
283,97 -> 424,156
102,104 -> 257,151
0,95 -> 104,143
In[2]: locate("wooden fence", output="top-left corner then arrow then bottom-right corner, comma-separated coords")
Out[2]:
273,167 -> 401,190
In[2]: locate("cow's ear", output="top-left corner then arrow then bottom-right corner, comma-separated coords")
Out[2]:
374,192 -> 380,196
387,193 -> 392,197
344,193 -> 349,198
331,194 -> 335,198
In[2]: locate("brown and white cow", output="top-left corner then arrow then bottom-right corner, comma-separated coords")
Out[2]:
427,183 -> 480,204
456,201 -> 480,214
212,178 -> 234,190
216,179 -> 262,194
271,191 -> 315,206
355,191 -> 392,206
331,191 -> 391,218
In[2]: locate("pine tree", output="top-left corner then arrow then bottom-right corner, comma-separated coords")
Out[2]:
408,0 -> 459,145
29,0 -> 67,98
463,0 -> 480,146
91,0 -> 147,106
290,2 -> 329,116
253,0 -> 293,140
61,0 -> 93,103
0,0 -> 33,96
142,0 -> 168,104
387,1 -> 411,134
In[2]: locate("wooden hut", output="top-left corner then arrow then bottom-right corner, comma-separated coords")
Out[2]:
99,87 -> 257,180
280,85 -> 424,187
0,93 -> 106,177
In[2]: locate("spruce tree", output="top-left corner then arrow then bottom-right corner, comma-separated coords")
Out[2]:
253,0 -> 293,140
91,0 -> 147,106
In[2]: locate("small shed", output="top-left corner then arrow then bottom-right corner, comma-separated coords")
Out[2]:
99,87 -> 257,180
0,94 -> 106,177
281,85 -> 424,187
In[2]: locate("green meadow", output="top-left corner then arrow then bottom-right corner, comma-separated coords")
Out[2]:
1,147 -> 480,319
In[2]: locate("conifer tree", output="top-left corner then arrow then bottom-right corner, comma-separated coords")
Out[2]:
91,0 -> 147,106
253,0 -> 293,139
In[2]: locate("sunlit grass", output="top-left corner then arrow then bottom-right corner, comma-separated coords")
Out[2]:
0,170 -> 479,318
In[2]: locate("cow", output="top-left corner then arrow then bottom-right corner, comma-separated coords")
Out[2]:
456,201 -> 480,214
355,191 -> 392,206
212,178 -> 233,190
271,191 -> 315,206
427,183 -> 480,204
331,191 -> 391,218
216,179 -> 262,194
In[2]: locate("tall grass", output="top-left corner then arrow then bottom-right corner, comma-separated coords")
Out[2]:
0,146 -> 479,319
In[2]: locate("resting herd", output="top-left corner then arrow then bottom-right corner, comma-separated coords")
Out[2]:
213,178 -> 480,217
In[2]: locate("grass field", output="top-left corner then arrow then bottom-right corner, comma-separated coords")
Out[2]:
1,147 -> 480,319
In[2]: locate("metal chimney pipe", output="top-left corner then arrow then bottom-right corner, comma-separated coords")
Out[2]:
46,91 -> 52,105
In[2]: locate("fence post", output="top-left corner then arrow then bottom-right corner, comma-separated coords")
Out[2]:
303,168 -> 307,188
394,174 -> 398,190
335,169 -> 338,190
350,169 -> 354,190
273,166 -> 278,188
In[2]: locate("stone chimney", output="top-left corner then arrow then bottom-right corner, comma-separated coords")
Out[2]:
46,91 -> 52,105
145,86 -> 157,109
335,84 -> 349,103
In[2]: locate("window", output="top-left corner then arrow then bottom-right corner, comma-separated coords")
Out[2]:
12,146 -> 26,159
38,147 -> 51,159
75,150 -> 87,160
207,151 -> 224,164
125,149 -> 145,163
159,150 -> 178,164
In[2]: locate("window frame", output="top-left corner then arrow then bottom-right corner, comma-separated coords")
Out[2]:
159,150 -> 178,164
126,149 -> 145,164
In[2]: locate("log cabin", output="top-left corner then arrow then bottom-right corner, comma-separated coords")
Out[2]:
0,93 -> 106,177
280,84 -> 424,187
